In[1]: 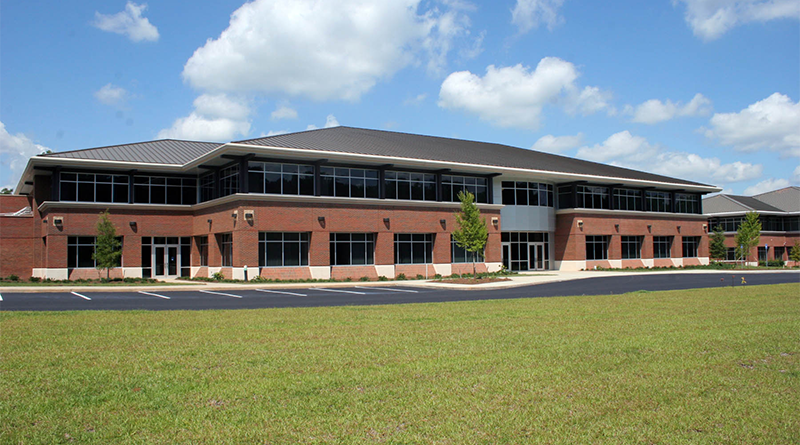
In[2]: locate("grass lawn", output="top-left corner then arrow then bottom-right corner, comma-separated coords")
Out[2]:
1,284 -> 798,444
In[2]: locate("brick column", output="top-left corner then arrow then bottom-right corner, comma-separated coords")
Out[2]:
375,232 -> 394,265
234,230 -> 259,268
310,231 -> 330,266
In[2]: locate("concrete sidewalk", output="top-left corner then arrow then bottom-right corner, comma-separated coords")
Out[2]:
1,268 -> 796,293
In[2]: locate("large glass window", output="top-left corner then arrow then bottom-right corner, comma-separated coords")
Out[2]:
621,236 -> 643,259
60,172 -> 129,203
576,185 -> 610,209
675,193 -> 701,214
248,162 -> 314,196
613,189 -> 643,211
218,233 -> 233,267
646,191 -> 671,212
557,185 -> 574,209
708,217 -> 744,232
320,167 -> 379,199
451,235 -> 484,263
443,175 -> 489,203
133,176 -> 196,205
329,233 -> 375,266
586,235 -> 609,260
394,234 -> 434,264
197,236 -> 208,267
220,165 -> 239,197
199,173 -> 215,202
68,236 -> 122,268
725,247 -> 737,261
259,232 -> 310,267
501,181 -> 553,207
682,236 -> 701,258
385,171 -> 436,201
653,236 -> 673,259
758,247 -> 768,262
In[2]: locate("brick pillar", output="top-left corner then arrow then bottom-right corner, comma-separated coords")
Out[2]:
234,230 -> 259,268
642,235 -> 653,259
485,232 -> 502,262
310,231 -> 329,266
375,232 -> 394,265
434,232 -> 450,264
47,235 -> 68,268
123,235 -> 141,268
209,233 -> 222,267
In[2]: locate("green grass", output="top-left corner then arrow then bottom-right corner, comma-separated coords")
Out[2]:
1,284 -> 798,444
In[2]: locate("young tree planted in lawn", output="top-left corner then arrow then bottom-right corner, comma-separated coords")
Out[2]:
93,210 -> 122,280
452,190 -> 488,276
709,225 -> 727,261
734,212 -> 761,265
790,240 -> 800,264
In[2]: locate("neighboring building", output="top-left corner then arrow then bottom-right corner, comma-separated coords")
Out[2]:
0,127 -> 718,280
704,187 -> 800,265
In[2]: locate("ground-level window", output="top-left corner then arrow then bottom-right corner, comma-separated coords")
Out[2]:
258,232 -> 310,267
218,233 -> 233,267
197,236 -> 208,267
758,247 -> 768,262
68,236 -> 122,269
330,233 -> 375,265
621,236 -> 642,259
451,236 -> 484,263
586,236 -> 609,260
395,234 -> 434,264
725,247 -> 737,261
653,236 -> 673,259
774,246 -> 786,261
141,237 -> 190,278
682,236 -> 701,258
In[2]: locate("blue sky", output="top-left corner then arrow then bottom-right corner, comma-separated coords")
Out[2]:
1,0 -> 798,195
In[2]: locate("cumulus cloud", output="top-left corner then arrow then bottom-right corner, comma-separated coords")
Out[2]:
306,115 -> 341,131
94,84 -> 129,107
0,122 -> 50,190
157,94 -> 251,141
629,93 -> 712,124
93,2 -> 159,42
531,133 -> 583,153
744,178 -> 791,195
404,93 -> 428,106
704,93 -> 800,157
511,0 -> 565,33
576,130 -> 762,184
793,165 -> 800,183
271,105 -> 298,120
438,58 -> 611,130
182,0 -> 475,102
674,0 -> 800,41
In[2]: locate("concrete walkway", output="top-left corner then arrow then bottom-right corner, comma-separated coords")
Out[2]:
2,268 -> 797,293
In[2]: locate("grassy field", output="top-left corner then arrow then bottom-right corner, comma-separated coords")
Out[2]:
1,284 -> 798,444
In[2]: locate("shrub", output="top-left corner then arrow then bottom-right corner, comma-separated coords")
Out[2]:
415,274 -> 424,280
396,273 -> 407,280
759,260 -> 785,267
28,276 -> 41,283
7,275 -> 19,282
434,274 -> 442,279
359,276 -> 370,281
249,275 -> 268,283
378,276 -> 388,281
449,273 -> 461,279
212,272 -> 225,281
345,277 -> 352,282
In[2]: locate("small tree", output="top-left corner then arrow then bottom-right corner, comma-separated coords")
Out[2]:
708,225 -> 727,261
452,191 -> 488,276
790,240 -> 800,264
0,188 -> 12,195
734,212 -> 761,265
93,210 -> 122,280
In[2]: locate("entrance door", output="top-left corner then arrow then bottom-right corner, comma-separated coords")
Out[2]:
155,247 -> 165,276
167,247 -> 178,276
151,240 -> 181,278
501,232 -> 550,271
529,242 -> 545,270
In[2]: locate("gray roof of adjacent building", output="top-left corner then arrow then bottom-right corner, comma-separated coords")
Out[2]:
234,126 -> 711,188
703,187 -> 799,215
753,186 -> 800,212
41,139 -> 221,165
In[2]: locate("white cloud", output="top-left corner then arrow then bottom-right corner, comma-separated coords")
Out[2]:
260,130 -> 289,137
674,0 -> 800,41
182,0 -> 474,102
793,165 -> 800,183
306,115 -> 341,131
576,130 -> 762,184
93,2 -> 159,42
704,93 -> 800,157
511,0 -> 565,34
438,58 -> 611,130
0,122 -> 50,190
158,94 -> 250,141
531,133 -> 583,153
404,93 -> 428,106
271,106 -> 298,120
629,93 -> 712,124
744,178 -> 790,195
93,84 -> 129,107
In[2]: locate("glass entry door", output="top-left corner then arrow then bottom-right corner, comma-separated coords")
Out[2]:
501,232 -> 550,271
142,237 -> 190,278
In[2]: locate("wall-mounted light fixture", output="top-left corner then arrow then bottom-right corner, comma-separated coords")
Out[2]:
577,219 -> 583,228
647,224 -> 652,232
440,219 -> 446,225
207,219 -> 212,224
231,211 -> 238,219
318,216 -> 325,222
383,217 -> 390,224
702,224 -> 708,232
677,225 -> 681,233
614,224 -> 620,231
491,217 -> 499,227
244,210 -> 254,221
129,221 -> 137,228
53,216 -> 63,227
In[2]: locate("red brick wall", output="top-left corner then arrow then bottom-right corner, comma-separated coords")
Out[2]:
260,267 -> 312,280
555,212 -> 709,261
0,195 -> 36,278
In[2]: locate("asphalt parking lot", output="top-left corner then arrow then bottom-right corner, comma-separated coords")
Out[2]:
1,272 -> 797,311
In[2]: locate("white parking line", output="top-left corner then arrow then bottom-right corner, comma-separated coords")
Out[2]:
355,286 -> 419,293
254,289 -> 307,297
0,293 -> 3,301
71,291 -> 91,301
199,290 -> 242,298
138,291 -> 170,300
315,288 -> 366,295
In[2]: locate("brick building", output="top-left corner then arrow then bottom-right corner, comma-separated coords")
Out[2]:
1,127 -> 719,280
704,187 -> 800,265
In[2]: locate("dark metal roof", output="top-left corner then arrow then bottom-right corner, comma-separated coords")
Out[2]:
42,139 -> 221,165
703,194 -> 786,214
723,195 -> 785,212
753,187 -> 800,212
235,127 -> 711,187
